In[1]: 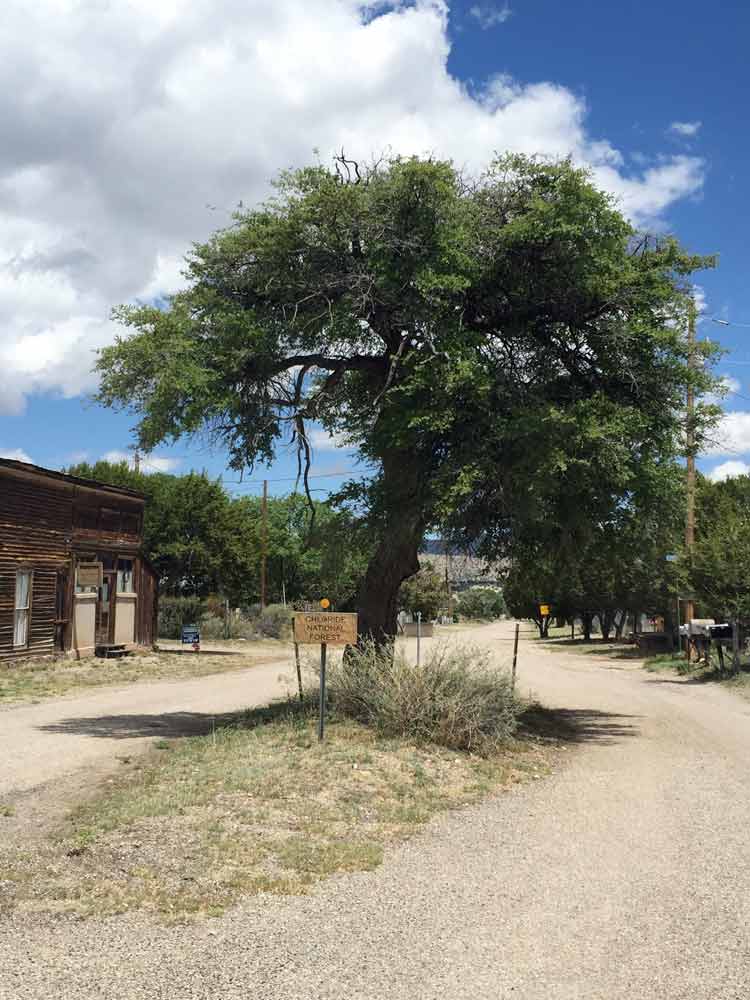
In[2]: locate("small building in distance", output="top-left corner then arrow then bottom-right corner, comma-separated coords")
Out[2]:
0,458 -> 158,661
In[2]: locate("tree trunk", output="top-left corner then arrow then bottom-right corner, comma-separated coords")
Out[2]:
581,612 -> 593,642
614,610 -> 625,640
600,610 -> 615,641
354,452 -> 426,645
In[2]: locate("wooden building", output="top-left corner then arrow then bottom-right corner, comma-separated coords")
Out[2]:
0,458 -> 158,661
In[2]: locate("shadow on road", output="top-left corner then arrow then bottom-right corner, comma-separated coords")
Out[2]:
36,710 -> 245,740
39,701 -> 640,747
519,705 -> 640,745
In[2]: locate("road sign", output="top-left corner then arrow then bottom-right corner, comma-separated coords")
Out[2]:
293,612 -> 358,646
539,604 -> 550,617
666,554 -> 678,562
181,624 -> 201,652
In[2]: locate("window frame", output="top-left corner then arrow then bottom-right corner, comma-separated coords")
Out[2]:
116,557 -> 135,594
13,568 -> 33,649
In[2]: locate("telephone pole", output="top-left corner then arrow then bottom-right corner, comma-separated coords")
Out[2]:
684,300 -> 697,625
260,479 -> 268,609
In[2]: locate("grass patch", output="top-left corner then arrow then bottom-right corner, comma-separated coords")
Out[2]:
0,643 -> 287,706
540,636 -> 643,660
644,651 -> 750,699
0,699 -> 554,921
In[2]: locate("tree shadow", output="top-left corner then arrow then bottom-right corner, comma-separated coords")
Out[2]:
37,700 -> 309,741
539,637 -> 643,660
518,705 -> 640,745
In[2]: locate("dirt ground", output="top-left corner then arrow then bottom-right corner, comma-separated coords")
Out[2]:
2,622 -> 750,998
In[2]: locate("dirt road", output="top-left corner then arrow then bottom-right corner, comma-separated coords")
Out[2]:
0,651 -> 300,802
2,621 -> 750,998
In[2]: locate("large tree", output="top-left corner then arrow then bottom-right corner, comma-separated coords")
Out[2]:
95,153 -> 715,642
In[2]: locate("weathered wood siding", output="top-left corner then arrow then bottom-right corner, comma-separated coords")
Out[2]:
0,463 -> 153,662
0,471 -> 72,660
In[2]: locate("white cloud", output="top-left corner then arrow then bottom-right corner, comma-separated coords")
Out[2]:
702,412 -> 750,457
708,460 -> 750,483
308,429 -> 349,451
704,375 -> 740,406
0,0 -> 706,414
101,449 -> 181,473
469,4 -> 512,28
0,447 -> 33,463
669,121 -> 702,137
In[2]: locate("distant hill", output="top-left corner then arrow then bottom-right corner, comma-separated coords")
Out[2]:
418,539 -> 504,591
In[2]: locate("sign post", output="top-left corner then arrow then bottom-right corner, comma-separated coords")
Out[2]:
292,605 -> 357,742
512,622 -> 520,691
416,611 -> 422,667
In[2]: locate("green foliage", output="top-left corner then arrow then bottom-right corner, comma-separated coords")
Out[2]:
690,473 -> 750,620
457,587 -> 506,620
503,460 -> 686,635
398,565 -> 447,619
93,153 -> 719,639
325,641 -> 519,754
65,460 -> 372,609
246,603 -> 293,640
158,596 -> 206,639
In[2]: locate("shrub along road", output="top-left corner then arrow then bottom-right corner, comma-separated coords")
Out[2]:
2,622 -> 750,998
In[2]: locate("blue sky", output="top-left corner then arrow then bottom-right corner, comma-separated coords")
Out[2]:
1,0 -> 748,495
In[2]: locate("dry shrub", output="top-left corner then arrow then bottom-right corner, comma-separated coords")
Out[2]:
325,641 -> 519,755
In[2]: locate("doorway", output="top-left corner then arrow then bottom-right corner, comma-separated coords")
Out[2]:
96,571 -> 116,646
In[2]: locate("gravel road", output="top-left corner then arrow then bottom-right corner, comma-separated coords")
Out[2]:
2,621 -> 750,999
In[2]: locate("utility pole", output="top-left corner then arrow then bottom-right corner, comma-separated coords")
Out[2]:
684,300 -> 697,626
260,479 -> 268,609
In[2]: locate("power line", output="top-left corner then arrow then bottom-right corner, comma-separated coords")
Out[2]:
219,469 -> 361,485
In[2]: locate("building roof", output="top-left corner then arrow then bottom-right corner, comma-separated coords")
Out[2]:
0,458 -> 146,500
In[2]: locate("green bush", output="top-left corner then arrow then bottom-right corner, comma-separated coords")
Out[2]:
457,587 -> 506,620
240,603 -> 293,639
256,603 -> 293,639
325,641 -> 519,754
158,595 -> 206,639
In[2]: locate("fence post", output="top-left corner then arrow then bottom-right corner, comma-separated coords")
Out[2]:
416,611 -> 422,667
511,622 -> 520,692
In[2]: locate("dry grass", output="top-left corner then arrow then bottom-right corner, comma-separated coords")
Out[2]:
0,643 -> 287,706
0,701 -> 555,921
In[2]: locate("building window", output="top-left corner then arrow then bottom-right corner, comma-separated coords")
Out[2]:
117,559 -> 134,593
14,570 -> 32,647
100,508 -> 121,533
121,511 -> 140,535
74,506 -> 99,531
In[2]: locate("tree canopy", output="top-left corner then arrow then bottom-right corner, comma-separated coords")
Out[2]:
95,153 -> 717,642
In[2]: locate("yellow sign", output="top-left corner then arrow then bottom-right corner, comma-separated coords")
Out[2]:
320,598 -> 331,609
293,612 -> 358,646
539,604 -> 550,617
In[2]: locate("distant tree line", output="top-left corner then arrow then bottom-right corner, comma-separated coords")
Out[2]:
66,460 -> 371,609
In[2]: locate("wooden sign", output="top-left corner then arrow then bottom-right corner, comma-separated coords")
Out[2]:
77,562 -> 102,588
293,612 -> 358,646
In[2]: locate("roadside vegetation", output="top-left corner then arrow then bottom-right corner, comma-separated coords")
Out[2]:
645,651 -> 750,700
0,644 -> 555,921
